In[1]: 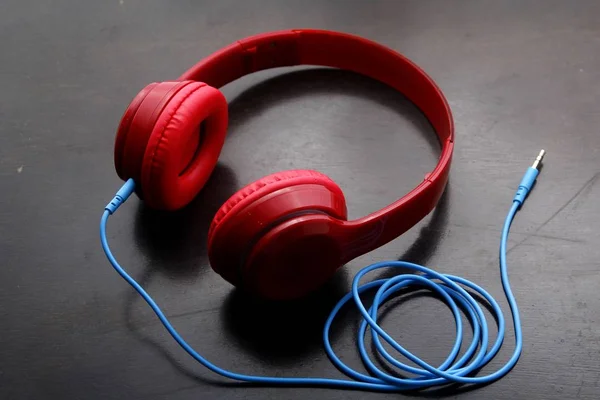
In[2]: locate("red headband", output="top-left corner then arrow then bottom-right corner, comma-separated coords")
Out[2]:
180,29 -> 453,260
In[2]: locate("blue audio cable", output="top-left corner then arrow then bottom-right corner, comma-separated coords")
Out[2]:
100,150 -> 545,391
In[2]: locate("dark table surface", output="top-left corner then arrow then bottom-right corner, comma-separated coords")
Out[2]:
2,1 -> 600,399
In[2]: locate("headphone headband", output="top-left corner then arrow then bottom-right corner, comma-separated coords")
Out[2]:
180,29 -> 453,257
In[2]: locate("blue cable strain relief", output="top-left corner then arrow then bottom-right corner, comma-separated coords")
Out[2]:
105,195 -> 124,214
105,179 -> 136,214
513,167 -> 539,206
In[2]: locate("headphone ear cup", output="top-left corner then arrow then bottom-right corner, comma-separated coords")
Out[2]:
114,82 -> 159,180
207,170 -> 348,298
115,80 -> 228,210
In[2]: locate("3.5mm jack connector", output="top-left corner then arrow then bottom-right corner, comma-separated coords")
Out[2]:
513,150 -> 546,206
532,149 -> 546,170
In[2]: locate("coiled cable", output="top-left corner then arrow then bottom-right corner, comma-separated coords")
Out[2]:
100,151 -> 544,391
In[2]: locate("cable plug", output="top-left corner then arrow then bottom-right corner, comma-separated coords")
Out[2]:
513,150 -> 545,206
105,179 -> 136,214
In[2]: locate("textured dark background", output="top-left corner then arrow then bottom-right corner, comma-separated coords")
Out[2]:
1,1 -> 599,399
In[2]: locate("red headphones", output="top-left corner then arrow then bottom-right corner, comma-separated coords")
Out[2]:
113,29 -> 454,300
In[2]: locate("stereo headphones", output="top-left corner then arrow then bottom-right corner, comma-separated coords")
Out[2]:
113,29 -> 454,300
103,28 -> 544,390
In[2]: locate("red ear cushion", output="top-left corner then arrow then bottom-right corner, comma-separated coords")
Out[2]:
208,169 -> 344,240
115,81 -> 198,191
141,81 -> 228,210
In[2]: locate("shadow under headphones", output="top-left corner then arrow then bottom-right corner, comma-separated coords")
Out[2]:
112,29 -> 454,300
